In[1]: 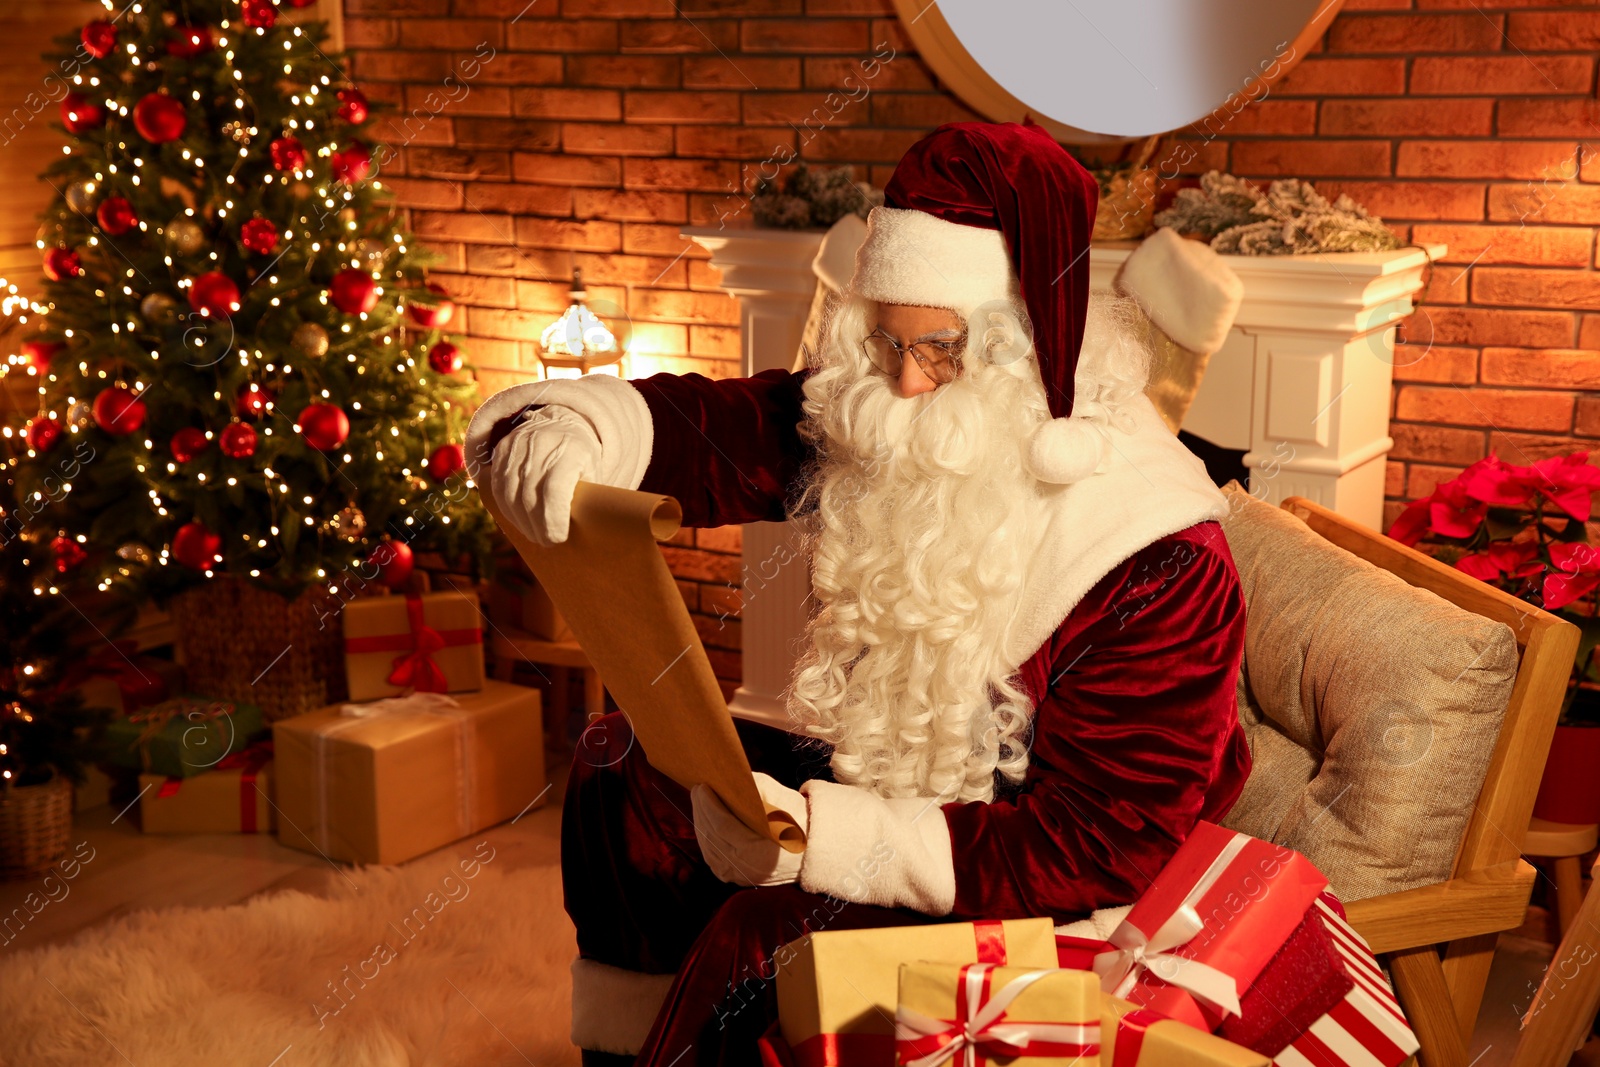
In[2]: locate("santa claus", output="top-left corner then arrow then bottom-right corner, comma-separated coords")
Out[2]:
465,121 -> 1250,1067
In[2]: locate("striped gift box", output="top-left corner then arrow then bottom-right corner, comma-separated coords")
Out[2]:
1274,895 -> 1419,1067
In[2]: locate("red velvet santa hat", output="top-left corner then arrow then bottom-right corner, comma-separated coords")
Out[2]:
853,120 -> 1102,483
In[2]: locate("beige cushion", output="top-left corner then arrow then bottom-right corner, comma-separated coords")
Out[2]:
1218,482 -> 1518,901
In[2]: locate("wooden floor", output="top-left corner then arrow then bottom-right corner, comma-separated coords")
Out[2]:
0,756 -> 568,954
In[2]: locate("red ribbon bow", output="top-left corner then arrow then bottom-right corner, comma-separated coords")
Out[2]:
343,594 -> 481,693
895,964 -> 1102,1067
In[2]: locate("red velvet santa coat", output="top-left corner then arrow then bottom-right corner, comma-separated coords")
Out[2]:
627,365 -> 1251,919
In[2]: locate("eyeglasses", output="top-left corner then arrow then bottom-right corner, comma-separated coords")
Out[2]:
860,328 -> 966,384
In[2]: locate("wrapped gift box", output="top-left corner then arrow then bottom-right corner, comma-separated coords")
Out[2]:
105,696 -> 266,779
1269,896 -> 1418,1067
75,650 -> 184,716
342,590 -> 486,702
139,743 -> 275,834
1074,821 -> 1328,1032
775,918 -> 1058,1066
272,680 -> 544,865
1104,996 -> 1269,1067
896,963 -> 1101,1066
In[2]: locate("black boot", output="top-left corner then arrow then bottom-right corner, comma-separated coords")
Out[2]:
580,1051 -> 635,1067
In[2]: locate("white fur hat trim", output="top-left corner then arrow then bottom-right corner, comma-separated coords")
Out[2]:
851,207 -> 1014,314
1115,227 -> 1243,355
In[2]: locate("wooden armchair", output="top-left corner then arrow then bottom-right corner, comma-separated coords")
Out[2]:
1281,497 -> 1579,1067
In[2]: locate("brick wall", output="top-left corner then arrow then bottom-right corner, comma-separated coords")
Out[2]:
345,0 -> 1600,684
1173,2 -> 1600,528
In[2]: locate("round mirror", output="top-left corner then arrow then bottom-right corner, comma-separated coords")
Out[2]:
892,0 -> 1342,143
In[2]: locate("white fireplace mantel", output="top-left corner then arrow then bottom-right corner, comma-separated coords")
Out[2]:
682,227 -> 1439,726
1090,241 -> 1441,531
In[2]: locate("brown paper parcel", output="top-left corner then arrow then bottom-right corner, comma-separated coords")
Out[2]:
775,918 -> 1059,1061
896,963 -> 1101,1067
478,478 -> 798,851
1101,995 -> 1269,1067
272,680 -> 544,865
138,761 -> 275,835
342,590 -> 486,702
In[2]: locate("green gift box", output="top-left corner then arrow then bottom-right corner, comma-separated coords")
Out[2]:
105,696 -> 266,779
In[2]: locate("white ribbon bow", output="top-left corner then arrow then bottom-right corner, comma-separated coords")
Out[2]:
1091,832 -> 1250,1018
895,966 -> 1102,1067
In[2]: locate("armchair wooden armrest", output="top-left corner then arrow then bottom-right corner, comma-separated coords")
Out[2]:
1345,860 -> 1538,954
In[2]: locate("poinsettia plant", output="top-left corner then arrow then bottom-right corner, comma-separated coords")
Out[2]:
1390,452 -> 1600,724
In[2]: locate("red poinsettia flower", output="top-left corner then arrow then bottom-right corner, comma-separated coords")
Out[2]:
1544,542 -> 1600,611
1457,455 -> 1536,508
1429,479 -> 1488,539
1389,497 -> 1432,546
1525,452 -> 1600,522
1456,539 -> 1544,582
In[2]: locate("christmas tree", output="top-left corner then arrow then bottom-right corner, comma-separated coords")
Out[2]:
12,0 -> 493,603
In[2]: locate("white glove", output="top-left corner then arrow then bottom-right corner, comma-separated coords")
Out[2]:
490,406 -> 602,547
691,772 -> 809,887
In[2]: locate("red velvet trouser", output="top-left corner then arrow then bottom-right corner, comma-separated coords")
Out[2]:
562,712 -> 946,1067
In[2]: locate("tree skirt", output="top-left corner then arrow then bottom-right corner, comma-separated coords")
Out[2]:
1,861 -> 579,1066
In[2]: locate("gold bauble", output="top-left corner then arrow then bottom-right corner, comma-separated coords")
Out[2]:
66,399 -> 92,430
139,291 -> 179,326
115,542 -> 154,565
292,322 -> 330,358
64,180 -> 97,214
166,217 -> 205,256
325,505 -> 367,543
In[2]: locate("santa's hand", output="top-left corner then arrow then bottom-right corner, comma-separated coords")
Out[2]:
691,773 -> 808,887
490,406 -> 603,547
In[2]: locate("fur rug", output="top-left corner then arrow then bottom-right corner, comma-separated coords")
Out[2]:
1,853 -> 578,1067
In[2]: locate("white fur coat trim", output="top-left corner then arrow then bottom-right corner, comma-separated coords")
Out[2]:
1003,393 -> 1228,670
569,958 -> 674,1054
798,780 -> 957,915
463,374 -> 653,492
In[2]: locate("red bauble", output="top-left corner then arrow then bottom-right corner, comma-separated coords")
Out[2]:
241,0 -> 277,28
427,341 -> 462,374
269,136 -> 307,172
42,247 -> 81,281
133,93 -> 187,143
188,271 -> 240,317
52,535 -> 87,574
166,25 -> 212,57
169,426 -> 209,463
236,383 -> 274,420
219,422 -> 257,459
22,341 -> 63,374
329,141 -> 371,184
172,521 -> 222,570
61,92 -> 105,133
407,284 -> 455,329
239,218 -> 279,255
329,269 -> 379,314
337,88 -> 369,126
81,20 -> 117,59
26,417 -> 63,453
287,0 -> 316,6
298,403 -> 349,451
93,386 -> 147,436
427,443 -> 466,482
96,196 -> 138,236
368,539 -> 414,589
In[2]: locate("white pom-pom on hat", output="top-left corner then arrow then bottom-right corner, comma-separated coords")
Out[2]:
1027,417 -> 1105,485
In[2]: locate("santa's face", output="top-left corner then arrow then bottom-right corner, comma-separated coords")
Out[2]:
787,294 -> 1049,803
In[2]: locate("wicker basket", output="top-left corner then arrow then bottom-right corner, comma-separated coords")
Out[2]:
0,773 -> 73,880
172,576 -> 348,721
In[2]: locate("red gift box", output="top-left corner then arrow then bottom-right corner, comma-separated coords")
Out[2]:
1270,895 -> 1418,1067
1058,822 -> 1328,1032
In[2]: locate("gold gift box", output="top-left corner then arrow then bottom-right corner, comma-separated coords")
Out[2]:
897,962 -> 1099,1067
272,680 -> 545,865
776,918 -> 1058,1065
138,760 -> 275,834
342,590 -> 486,702
1101,994 -> 1269,1067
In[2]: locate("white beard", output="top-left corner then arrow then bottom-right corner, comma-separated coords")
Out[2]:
786,296 -> 1052,803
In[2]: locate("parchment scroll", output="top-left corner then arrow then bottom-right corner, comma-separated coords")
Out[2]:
479,478 -> 806,853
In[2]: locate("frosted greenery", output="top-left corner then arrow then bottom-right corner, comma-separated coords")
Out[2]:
1155,170 -> 1402,256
